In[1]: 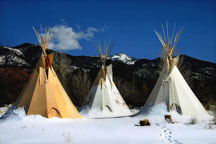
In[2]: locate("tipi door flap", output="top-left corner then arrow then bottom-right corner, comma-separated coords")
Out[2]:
48,107 -> 61,118
45,83 -> 61,117
106,73 -> 131,114
49,80 -> 82,118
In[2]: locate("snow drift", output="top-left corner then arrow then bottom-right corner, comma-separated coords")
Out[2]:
0,104 -> 215,144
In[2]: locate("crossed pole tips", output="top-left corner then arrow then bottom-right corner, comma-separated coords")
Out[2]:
155,22 -> 183,72
32,25 -> 55,57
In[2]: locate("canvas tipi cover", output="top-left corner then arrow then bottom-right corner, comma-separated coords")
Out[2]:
15,27 -> 81,118
144,24 -> 209,117
84,42 -> 131,118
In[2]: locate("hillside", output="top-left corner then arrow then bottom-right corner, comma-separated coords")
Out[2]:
0,43 -> 216,111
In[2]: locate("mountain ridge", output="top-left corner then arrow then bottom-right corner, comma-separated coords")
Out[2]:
0,43 -> 215,112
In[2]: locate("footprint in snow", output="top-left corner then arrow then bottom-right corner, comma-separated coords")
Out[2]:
158,124 -> 183,144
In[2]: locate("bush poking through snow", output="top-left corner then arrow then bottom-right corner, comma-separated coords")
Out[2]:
206,116 -> 216,129
205,123 -> 216,130
214,116 -> 216,124
63,132 -> 72,143
0,104 -> 11,115
21,125 -> 26,129
189,117 -> 197,125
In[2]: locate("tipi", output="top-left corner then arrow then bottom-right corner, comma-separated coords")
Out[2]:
144,24 -> 209,117
15,26 -> 82,118
84,41 -> 131,118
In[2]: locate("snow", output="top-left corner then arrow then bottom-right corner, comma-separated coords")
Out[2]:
69,66 -> 90,72
6,54 -> 29,66
202,67 -> 215,75
79,106 -> 137,118
142,62 -> 156,67
109,53 -> 136,65
0,55 -> 6,65
91,53 -> 136,65
3,46 -> 24,56
0,104 -> 216,144
0,46 -> 29,66
70,65 -> 79,70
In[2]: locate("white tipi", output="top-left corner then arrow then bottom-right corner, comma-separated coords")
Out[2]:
144,24 -> 209,117
84,41 -> 132,118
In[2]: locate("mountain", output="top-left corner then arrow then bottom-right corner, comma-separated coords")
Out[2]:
0,46 -> 29,67
109,53 -> 137,65
0,43 -> 216,112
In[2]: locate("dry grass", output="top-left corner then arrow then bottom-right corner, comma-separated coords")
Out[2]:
206,125 -> 216,130
188,117 -> 197,125
214,115 -> 216,123
63,132 -> 72,143
205,115 -> 216,130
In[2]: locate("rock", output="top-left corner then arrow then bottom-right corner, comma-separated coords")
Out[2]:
139,119 -> 150,126
165,115 -> 172,121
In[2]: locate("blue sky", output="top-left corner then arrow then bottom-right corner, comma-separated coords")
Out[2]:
0,0 -> 216,62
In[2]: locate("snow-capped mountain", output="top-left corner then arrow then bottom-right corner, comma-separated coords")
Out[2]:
0,45 -> 137,67
109,53 -> 137,65
0,46 -> 29,67
0,43 -> 216,113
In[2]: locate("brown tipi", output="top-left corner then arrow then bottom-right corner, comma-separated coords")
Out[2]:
15,26 -> 82,118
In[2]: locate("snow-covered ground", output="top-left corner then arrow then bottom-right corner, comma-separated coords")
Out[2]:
0,104 -> 216,144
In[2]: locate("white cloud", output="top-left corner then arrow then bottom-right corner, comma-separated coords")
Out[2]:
85,27 -> 99,40
47,25 -> 103,50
